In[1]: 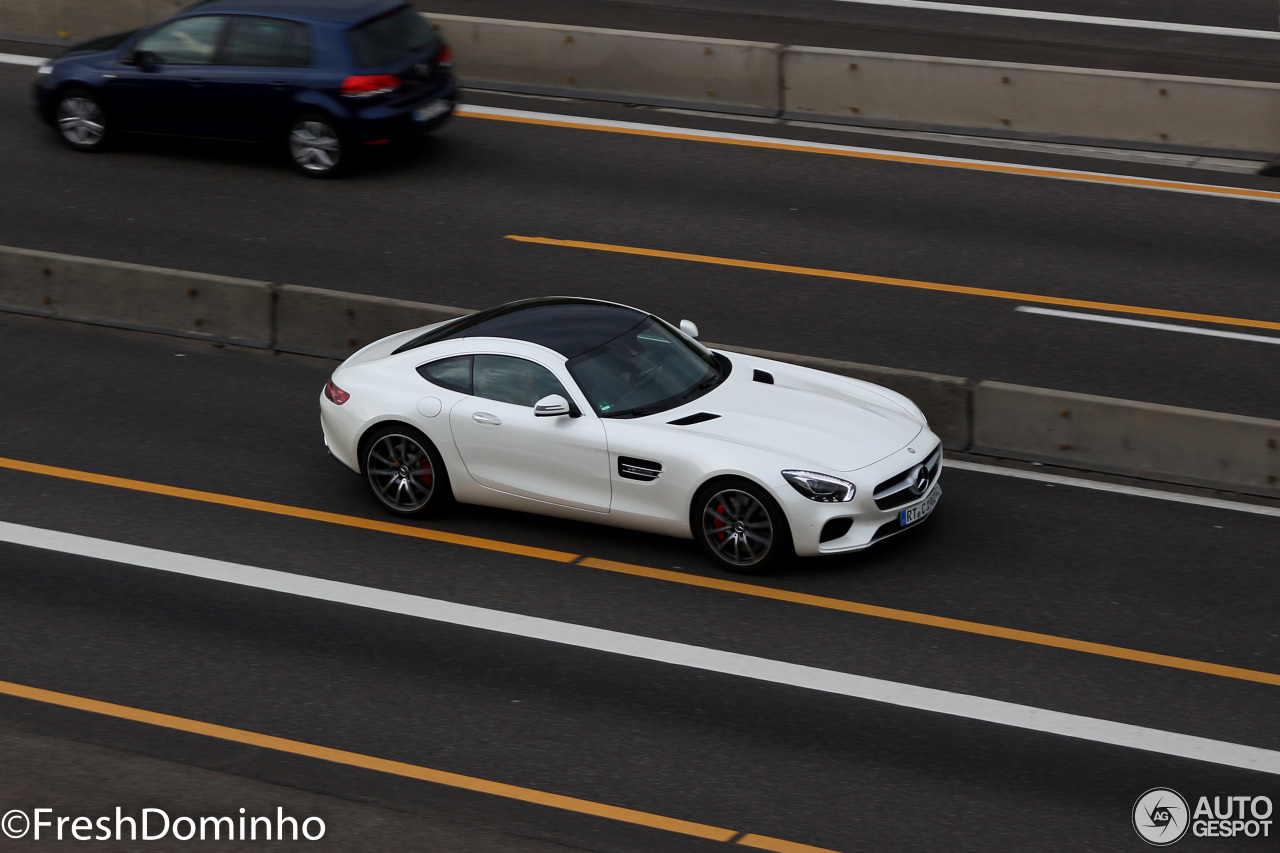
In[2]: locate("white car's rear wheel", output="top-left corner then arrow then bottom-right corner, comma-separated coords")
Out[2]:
363,426 -> 449,516
694,480 -> 791,574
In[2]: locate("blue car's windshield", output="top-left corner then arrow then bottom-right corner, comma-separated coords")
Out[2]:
566,318 -> 723,418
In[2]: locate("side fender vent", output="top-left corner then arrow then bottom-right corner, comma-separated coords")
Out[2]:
618,456 -> 662,481
753,370 -> 774,384
668,412 -> 720,426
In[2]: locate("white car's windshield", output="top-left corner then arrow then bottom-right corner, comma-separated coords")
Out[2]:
566,318 -> 723,418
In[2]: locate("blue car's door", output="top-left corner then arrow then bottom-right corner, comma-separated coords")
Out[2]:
105,15 -> 229,135
199,16 -> 315,141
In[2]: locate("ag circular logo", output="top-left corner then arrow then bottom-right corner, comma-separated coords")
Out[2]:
2,809 -> 30,839
1134,788 -> 1190,846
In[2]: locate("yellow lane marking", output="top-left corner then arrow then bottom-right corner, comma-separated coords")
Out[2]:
0,457 -> 577,564
506,236 -> 1280,333
457,107 -> 1280,204
0,679 -> 742,846
4,456 -> 1279,688
577,559 -> 1280,687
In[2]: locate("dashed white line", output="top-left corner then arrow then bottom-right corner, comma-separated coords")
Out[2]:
1016,305 -> 1280,345
1,519 -> 1278,775
829,0 -> 1280,39
946,459 -> 1280,518
0,53 -> 46,67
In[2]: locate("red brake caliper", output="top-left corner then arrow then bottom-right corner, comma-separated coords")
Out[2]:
418,459 -> 433,487
712,502 -> 728,541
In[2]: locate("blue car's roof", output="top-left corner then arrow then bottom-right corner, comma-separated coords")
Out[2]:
182,0 -> 405,25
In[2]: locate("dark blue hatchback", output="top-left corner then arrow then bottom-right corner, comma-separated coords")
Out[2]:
33,0 -> 458,176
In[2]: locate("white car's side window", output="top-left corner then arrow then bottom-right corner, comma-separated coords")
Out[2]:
417,355 -> 471,394
473,355 -> 569,408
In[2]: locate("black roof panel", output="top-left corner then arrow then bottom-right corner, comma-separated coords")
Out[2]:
395,298 -> 648,359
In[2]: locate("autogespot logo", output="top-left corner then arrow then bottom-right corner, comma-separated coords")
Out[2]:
1134,788 -> 1190,846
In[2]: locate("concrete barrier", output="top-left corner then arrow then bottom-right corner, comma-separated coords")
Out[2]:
974,382 -> 1280,495
0,245 -> 272,346
274,284 -> 467,358
0,0 -> 184,42
782,47 -> 1280,153
430,14 -> 781,115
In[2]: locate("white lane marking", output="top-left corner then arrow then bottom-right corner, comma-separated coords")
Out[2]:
1016,305 -> 1280,345
0,53 -> 46,67
460,106 -> 1280,205
1,519 -> 1277,775
828,0 -> 1280,39
945,460 -> 1280,518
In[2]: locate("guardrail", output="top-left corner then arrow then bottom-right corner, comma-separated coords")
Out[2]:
3,244 -> 1276,498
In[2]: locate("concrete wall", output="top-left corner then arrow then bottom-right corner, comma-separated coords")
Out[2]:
0,245 -> 272,346
0,0 -> 186,42
973,382 -> 1280,494
3,244 -> 1277,499
430,15 -> 781,115
783,47 -> 1280,152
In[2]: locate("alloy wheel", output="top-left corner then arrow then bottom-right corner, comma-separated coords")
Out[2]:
366,433 -> 435,512
56,96 -> 106,147
701,488 -> 775,568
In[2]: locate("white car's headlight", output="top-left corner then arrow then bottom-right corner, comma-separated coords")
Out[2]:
782,470 -> 856,502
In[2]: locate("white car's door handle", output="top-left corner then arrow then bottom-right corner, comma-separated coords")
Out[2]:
472,412 -> 501,425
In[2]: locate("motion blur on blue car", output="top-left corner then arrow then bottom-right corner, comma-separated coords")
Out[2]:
33,0 -> 458,176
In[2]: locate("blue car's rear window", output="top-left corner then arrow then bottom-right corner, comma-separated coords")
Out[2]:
348,5 -> 437,68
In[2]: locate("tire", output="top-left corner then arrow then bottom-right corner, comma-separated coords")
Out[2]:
54,89 -> 111,152
286,113 -> 347,177
692,479 -> 792,574
362,426 -> 450,517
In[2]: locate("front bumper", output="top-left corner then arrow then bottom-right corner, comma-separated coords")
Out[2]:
780,439 -> 943,557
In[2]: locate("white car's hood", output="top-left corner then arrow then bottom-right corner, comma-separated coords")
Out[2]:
668,361 -> 924,472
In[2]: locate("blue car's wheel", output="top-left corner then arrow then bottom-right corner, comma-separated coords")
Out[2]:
287,113 -> 347,177
54,89 -> 111,152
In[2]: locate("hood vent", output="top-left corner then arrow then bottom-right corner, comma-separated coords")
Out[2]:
668,412 -> 721,426
618,457 -> 662,481
753,369 -> 774,384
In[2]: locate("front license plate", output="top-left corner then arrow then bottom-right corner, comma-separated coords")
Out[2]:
414,100 -> 449,122
900,483 -> 941,526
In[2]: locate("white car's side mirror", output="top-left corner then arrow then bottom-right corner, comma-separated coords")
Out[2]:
679,319 -> 699,339
534,394 -> 573,417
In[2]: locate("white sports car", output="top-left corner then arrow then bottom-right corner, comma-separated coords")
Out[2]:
320,297 -> 942,573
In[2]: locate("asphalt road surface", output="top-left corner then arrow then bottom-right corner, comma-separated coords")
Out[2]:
3,40 -> 1279,851
0,295 -> 1277,852
3,63 -> 1280,420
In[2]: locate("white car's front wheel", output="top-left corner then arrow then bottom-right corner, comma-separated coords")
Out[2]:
693,480 -> 792,574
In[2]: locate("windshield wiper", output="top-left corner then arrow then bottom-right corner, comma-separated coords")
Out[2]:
680,373 -> 721,402
604,402 -> 671,419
